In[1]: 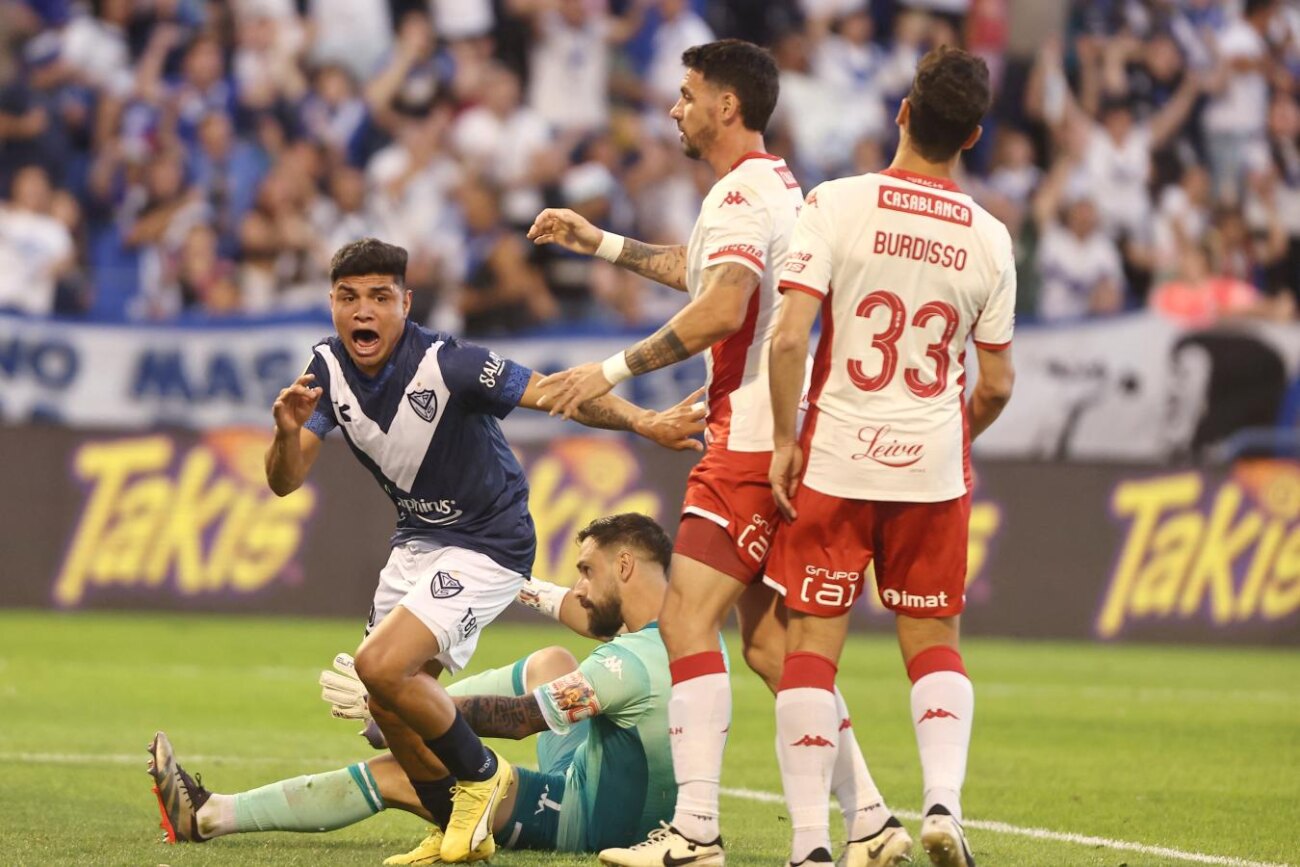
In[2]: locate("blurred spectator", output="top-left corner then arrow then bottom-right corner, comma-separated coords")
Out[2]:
306,0 -> 392,83
190,111 -> 267,242
451,63 -> 554,226
0,165 -> 74,315
231,10 -> 308,113
1152,163 -> 1213,275
1258,91 -> 1300,309
365,10 -> 450,134
299,64 -> 367,165
457,178 -> 557,336
646,0 -> 715,110
366,107 -> 464,325
1201,0 -> 1277,203
237,163 -> 320,312
1149,241 -> 1272,328
513,0 -> 642,137
773,30 -> 881,183
168,223 -> 240,314
1032,159 -> 1125,322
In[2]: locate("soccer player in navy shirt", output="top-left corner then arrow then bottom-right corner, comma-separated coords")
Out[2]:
263,238 -> 703,863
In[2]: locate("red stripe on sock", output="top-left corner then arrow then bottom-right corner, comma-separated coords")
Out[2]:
669,650 -> 727,684
906,645 -> 966,683
777,651 -> 838,692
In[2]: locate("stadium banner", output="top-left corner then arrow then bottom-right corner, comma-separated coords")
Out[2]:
4,311 -> 1300,460
0,312 -> 705,439
968,312 -> 1300,463
0,424 -> 1297,646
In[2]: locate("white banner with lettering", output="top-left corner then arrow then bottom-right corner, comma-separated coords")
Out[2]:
0,314 -> 705,439
2,312 -> 1297,462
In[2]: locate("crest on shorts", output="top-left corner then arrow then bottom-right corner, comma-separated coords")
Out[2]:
408,389 -> 438,422
430,571 -> 463,599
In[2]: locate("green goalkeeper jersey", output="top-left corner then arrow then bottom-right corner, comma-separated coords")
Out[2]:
534,622 -> 699,852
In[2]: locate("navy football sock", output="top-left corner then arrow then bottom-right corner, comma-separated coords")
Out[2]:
424,712 -> 497,782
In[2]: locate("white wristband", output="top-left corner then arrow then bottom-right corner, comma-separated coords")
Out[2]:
601,350 -> 634,385
517,578 -> 571,620
595,231 -> 625,263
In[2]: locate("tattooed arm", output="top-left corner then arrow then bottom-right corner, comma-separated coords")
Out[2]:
454,694 -> 549,739
518,372 -> 707,450
623,262 -> 759,374
532,262 -> 760,419
525,207 -> 687,291
614,240 -> 688,291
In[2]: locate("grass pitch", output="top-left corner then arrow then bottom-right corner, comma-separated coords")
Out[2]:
0,611 -> 1296,866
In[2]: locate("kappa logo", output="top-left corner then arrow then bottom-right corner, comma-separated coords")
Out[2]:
839,717 -> 852,731
805,190 -> 819,207
917,708 -> 960,723
601,653 -> 624,679
336,403 -> 352,423
720,190 -> 751,207
791,734 -> 835,747
430,571 -> 463,599
407,389 -> 438,422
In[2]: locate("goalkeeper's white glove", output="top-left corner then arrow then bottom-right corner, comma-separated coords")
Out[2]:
319,652 -> 387,749
516,576 -> 570,620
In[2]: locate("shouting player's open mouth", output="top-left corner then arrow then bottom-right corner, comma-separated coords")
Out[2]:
350,328 -> 382,359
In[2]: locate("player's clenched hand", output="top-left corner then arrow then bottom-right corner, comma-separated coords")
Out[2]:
636,387 -> 706,452
273,373 -> 322,434
319,653 -> 369,721
526,208 -> 603,255
770,441 -> 803,522
536,362 -> 613,419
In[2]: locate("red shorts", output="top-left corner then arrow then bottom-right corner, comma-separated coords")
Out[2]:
764,486 -> 970,618
673,448 -> 779,585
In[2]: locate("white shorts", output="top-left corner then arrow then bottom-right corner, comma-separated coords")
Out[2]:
366,541 -> 524,674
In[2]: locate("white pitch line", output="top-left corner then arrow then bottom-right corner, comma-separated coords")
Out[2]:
720,787 -> 1292,867
0,752 -> 1286,867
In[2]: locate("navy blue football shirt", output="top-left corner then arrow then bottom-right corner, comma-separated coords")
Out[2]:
303,320 -> 536,574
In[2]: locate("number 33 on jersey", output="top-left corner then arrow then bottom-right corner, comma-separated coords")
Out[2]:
778,168 -> 1016,504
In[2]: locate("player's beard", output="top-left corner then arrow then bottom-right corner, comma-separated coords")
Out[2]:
679,124 -> 714,161
583,594 -> 623,639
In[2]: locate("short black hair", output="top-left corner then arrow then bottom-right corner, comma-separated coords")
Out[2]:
329,238 -> 408,285
576,513 -> 673,573
906,46 -> 992,162
681,39 -> 779,132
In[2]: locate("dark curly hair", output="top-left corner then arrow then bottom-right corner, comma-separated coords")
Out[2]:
906,46 -> 992,162
577,513 -> 673,573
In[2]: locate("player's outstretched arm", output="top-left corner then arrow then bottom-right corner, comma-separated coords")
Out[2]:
768,288 -> 820,522
265,373 -> 325,496
527,207 -> 687,291
968,345 -> 1015,440
519,372 -> 706,451
535,263 -> 758,419
452,694 -> 550,739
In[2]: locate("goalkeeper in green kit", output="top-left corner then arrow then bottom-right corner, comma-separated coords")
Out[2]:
147,514 -> 704,863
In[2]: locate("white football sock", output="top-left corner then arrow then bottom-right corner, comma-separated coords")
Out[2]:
776,686 -> 838,863
668,671 -> 730,842
831,687 -> 888,840
911,670 -> 974,821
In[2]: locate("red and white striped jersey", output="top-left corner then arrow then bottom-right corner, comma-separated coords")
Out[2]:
778,168 -> 1016,502
686,152 -> 805,452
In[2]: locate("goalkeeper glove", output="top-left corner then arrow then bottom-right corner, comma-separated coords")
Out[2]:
516,576 -> 570,620
319,652 -> 387,749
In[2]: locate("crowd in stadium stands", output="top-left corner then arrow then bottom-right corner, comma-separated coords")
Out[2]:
2,0 -> 1300,335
